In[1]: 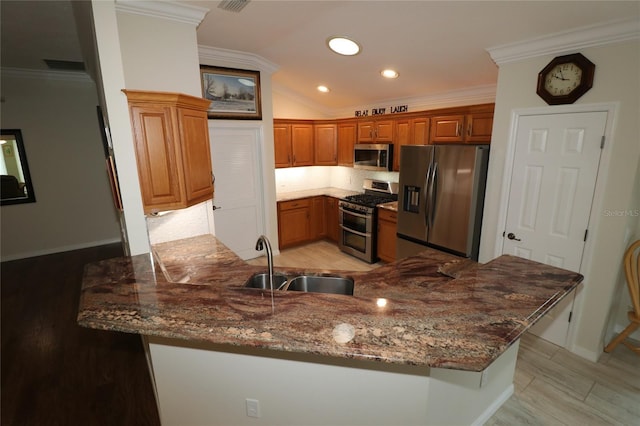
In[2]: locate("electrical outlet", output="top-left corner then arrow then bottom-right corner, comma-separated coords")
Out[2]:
246,398 -> 260,418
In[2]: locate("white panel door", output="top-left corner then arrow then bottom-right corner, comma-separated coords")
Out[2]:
209,124 -> 265,260
503,111 -> 606,346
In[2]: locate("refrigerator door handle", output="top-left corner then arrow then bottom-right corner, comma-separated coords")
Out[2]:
430,162 -> 438,227
424,163 -> 432,228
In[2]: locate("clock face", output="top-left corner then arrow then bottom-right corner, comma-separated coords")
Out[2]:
544,62 -> 583,96
536,53 -> 595,105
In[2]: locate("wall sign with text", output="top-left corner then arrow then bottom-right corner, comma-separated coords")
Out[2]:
354,104 -> 408,117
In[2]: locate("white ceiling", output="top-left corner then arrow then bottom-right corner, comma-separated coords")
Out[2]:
2,1 -> 639,112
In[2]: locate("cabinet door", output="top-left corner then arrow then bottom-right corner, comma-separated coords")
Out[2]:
291,124 -> 314,166
337,121 -> 357,166
430,115 -> 465,143
314,124 -> 337,165
278,198 -> 312,249
375,120 -> 394,142
274,124 -> 292,168
130,104 -> 183,209
412,117 -> 430,145
279,208 -> 310,248
377,208 -> 397,263
357,121 -> 375,142
325,197 -> 339,242
310,196 -> 327,239
465,112 -> 493,143
393,119 -> 411,171
179,107 -> 214,204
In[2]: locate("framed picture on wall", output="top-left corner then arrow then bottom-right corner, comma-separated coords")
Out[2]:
199,65 -> 262,120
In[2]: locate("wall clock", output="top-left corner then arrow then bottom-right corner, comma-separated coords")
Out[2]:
536,53 -> 595,105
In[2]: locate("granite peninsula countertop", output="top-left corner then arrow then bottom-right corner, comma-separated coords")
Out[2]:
78,235 -> 582,372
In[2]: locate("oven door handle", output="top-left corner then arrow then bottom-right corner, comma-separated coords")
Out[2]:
339,225 -> 371,238
339,207 -> 371,219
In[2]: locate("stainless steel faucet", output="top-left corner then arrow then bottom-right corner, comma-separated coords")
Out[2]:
255,235 -> 274,290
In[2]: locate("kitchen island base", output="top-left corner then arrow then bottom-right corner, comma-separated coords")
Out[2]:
146,336 -> 518,426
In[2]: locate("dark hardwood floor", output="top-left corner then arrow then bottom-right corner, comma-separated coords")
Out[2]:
1,244 -> 160,426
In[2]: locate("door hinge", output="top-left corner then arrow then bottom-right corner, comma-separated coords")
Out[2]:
584,229 -> 588,242
600,135 -> 605,149
568,311 -> 573,323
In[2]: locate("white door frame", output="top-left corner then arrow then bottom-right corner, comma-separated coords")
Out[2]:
494,102 -> 618,353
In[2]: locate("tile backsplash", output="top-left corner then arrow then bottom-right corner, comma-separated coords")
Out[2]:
275,166 -> 399,193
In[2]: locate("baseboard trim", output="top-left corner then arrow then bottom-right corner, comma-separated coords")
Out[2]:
1,238 -> 123,262
570,344 -> 601,363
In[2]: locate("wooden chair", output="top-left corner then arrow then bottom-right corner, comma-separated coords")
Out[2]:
605,239 -> 640,354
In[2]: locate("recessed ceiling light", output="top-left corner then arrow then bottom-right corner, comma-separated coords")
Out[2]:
317,85 -> 330,93
381,69 -> 399,79
327,36 -> 361,56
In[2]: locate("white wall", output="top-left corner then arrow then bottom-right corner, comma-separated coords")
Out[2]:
272,87 -> 334,119
148,337 -> 517,426
116,12 -> 202,97
479,40 -> 640,359
0,72 -> 121,260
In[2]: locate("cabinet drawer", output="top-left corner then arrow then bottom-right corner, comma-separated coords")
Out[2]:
378,208 -> 397,223
279,198 -> 311,211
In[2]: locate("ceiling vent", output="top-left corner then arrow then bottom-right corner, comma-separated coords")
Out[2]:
44,59 -> 85,72
217,0 -> 250,13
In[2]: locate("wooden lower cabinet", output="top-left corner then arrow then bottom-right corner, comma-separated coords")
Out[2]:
278,198 -> 311,249
310,196 -> 327,239
377,207 -> 397,263
277,196 -> 341,249
325,196 -> 340,243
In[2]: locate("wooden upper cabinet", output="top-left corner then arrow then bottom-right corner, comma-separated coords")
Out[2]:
465,112 -> 494,143
273,121 -> 314,167
123,90 -> 213,214
337,120 -> 357,166
393,116 -> 430,170
274,123 -> 292,168
430,109 -> 493,144
314,123 -> 337,165
358,119 -> 393,143
291,123 -> 314,166
412,117 -> 430,145
393,119 -> 411,171
430,114 -> 466,143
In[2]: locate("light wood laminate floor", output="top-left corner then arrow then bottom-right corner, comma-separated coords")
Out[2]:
250,240 -> 640,425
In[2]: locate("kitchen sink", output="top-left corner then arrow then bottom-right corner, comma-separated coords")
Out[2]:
286,275 -> 354,295
244,273 -> 288,290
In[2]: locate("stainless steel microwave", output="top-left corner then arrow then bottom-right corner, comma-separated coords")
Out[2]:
353,144 -> 393,171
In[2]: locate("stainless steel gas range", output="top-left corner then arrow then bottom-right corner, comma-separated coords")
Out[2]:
339,179 -> 398,263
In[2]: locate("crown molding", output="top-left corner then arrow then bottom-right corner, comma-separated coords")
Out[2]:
115,0 -> 209,26
198,45 -> 279,74
1,67 -> 93,83
488,18 -> 640,65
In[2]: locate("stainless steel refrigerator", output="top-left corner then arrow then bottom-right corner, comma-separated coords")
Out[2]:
396,144 -> 489,260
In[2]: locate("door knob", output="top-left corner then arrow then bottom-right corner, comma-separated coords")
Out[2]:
212,205 -> 222,211
507,232 -> 521,241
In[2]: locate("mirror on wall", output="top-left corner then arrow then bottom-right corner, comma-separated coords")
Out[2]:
1,129 -> 36,205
